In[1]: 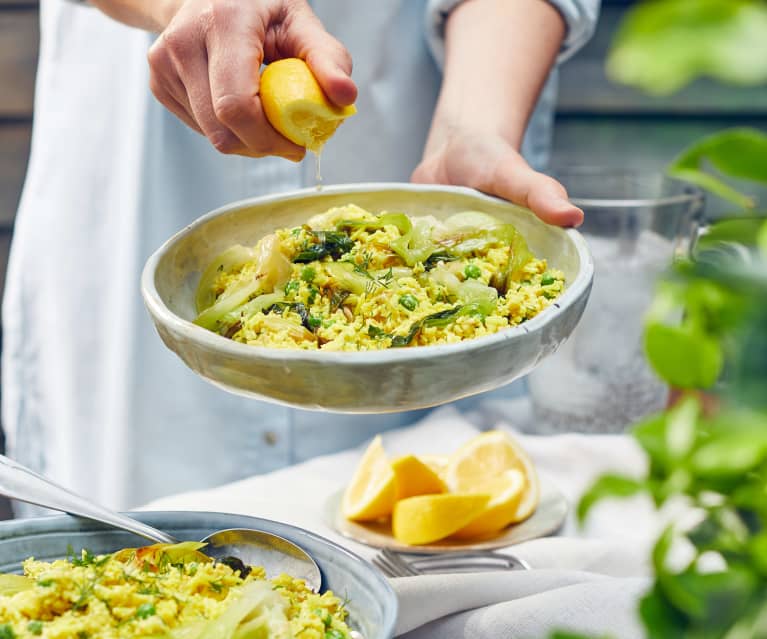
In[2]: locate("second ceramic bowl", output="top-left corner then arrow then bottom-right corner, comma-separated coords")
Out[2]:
141,183 -> 593,412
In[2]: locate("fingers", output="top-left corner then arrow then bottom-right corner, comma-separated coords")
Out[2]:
279,4 -> 357,106
206,13 -> 306,161
493,153 -> 584,227
149,24 -> 246,154
148,67 -> 203,134
147,1 -> 306,161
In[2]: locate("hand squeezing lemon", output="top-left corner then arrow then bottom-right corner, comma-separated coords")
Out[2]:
260,58 -> 356,152
342,431 -> 540,546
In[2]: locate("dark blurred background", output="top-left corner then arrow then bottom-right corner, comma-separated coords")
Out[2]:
1,0 -> 766,518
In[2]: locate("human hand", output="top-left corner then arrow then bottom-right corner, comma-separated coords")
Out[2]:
147,0 -> 357,161
411,130 -> 584,227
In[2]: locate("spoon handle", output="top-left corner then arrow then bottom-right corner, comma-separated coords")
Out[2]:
0,454 -> 177,545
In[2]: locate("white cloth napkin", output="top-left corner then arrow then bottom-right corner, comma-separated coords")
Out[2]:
144,406 -> 666,638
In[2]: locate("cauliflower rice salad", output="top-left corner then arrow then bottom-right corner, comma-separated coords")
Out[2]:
194,205 -> 565,350
0,542 -> 351,638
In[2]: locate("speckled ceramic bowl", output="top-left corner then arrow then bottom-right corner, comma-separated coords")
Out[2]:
0,511 -> 397,639
142,183 -> 593,412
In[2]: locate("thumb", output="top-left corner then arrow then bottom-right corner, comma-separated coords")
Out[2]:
495,153 -> 584,227
286,7 -> 357,107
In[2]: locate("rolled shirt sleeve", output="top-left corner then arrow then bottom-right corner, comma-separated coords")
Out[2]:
426,0 -> 601,66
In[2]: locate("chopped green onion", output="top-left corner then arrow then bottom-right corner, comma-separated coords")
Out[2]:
27,621 -> 43,636
284,280 -> 300,296
314,608 -> 333,628
301,266 -> 316,282
136,603 -> 156,619
308,316 -> 322,329
399,294 -> 418,311
464,264 -> 482,279
541,273 -> 555,286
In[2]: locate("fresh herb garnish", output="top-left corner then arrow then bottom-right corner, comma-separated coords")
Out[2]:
293,231 -> 353,263
391,303 -> 487,347
265,302 -> 321,333
217,556 -> 251,578
423,250 -> 458,270
330,290 -> 350,313
208,580 -> 224,593
343,254 -> 393,294
300,266 -> 316,282
541,273 -> 555,286
68,547 -> 109,568
367,325 -> 388,339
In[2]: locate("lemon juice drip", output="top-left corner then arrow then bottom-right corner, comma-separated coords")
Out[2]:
313,150 -> 323,189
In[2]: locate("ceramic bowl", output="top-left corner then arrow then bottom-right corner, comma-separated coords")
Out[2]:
0,511 -> 397,639
142,183 -> 593,412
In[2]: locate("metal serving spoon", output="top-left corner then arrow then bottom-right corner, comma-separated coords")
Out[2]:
0,454 -> 322,592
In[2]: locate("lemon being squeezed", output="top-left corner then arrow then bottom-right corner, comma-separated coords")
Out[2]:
260,58 -> 357,153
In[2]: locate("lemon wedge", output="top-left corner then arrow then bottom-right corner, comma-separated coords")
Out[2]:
444,431 -> 540,535
392,494 -> 491,545
391,455 -> 447,500
260,58 -> 356,152
418,454 -> 450,479
450,469 -> 526,539
342,436 -> 396,522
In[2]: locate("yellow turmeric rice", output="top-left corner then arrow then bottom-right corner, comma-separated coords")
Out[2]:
194,205 -> 564,350
0,543 -> 351,638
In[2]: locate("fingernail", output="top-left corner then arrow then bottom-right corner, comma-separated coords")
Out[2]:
552,196 -> 576,211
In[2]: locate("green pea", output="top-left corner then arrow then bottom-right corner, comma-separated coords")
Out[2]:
399,294 -> 418,311
464,264 -> 482,279
27,622 -> 43,636
301,266 -> 316,282
541,273 -> 555,286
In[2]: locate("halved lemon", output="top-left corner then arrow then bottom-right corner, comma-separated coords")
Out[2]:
260,58 -> 356,152
419,454 -> 450,479
342,436 -> 396,521
445,431 -> 540,535
450,469 -> 526,539
392,493 -> 490,545
391,455 -> 447,500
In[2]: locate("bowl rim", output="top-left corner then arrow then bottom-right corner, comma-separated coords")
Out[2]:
0,510 -> 398,637
141,182 -> 594,364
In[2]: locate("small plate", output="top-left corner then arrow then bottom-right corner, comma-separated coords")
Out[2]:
325,476 -> 568,553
